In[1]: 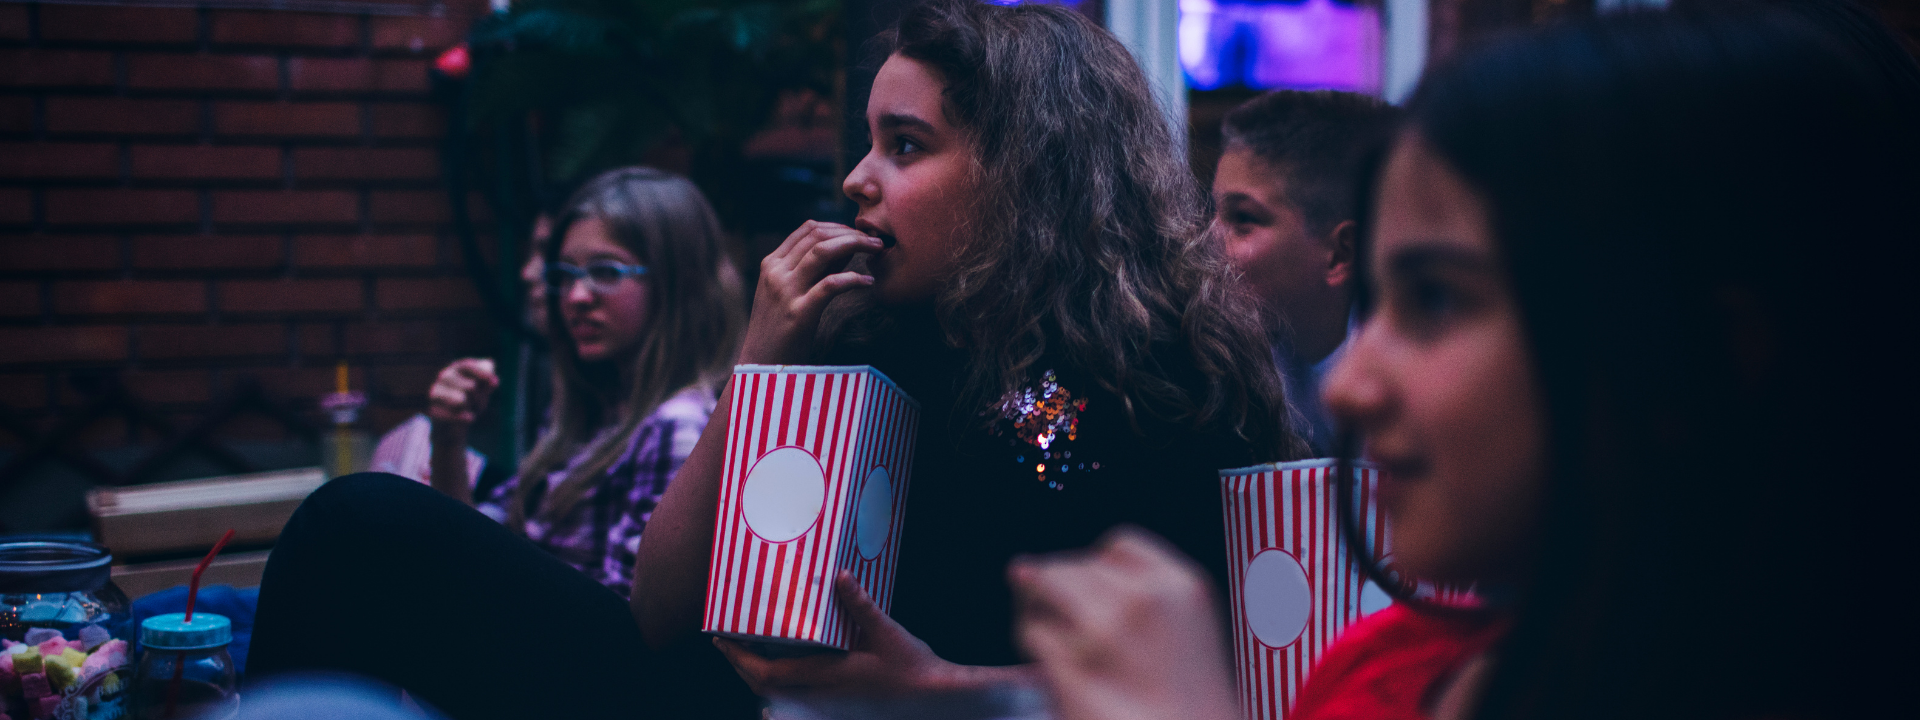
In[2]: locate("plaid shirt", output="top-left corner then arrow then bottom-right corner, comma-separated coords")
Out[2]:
477,386 -> 714,596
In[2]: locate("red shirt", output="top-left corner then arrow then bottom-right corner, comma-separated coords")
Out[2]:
1289,604 -> 1507,720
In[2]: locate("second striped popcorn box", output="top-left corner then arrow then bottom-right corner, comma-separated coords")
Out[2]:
703,365 -> 920,650
1220,459 -> 1392,720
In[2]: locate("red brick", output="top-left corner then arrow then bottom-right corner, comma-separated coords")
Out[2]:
121,369 -> 212,404
46,98 -> 203,136
0,235 -> 120,271
375,277 -> 476,311
0,373 -> 48,409
343,320 -> 439,355
0,189 -> 31,224
369,191 -> 447,223
289,57 -> 429,93
0,4 -> 26,40
0,49 -> 116,87
128,53 -> 280,91
131,145 -> 282,180
294,147 -> 438,180
40,5 -> 199,44
137,323 -> 284,359
371,17 -> 461,52
295,320 -> 336,356
54,280 -> 206,315
221,278 -> 362,313
0,283 -> 40,316
0,97 -> 29,132
369,103 -> 439,138
247,365 -> 361,400
212,190 -> 358,224
208,413 -> 298,441
370,362 -> 439,400
45,189 -> 200,225
133,235 -> 282,270
215,101 -> 362,137
369,406 -> 416,435
211,11 -> 360,48
0,326 -> 128,364
0,143 -> 120,179
296,234 -> 436,267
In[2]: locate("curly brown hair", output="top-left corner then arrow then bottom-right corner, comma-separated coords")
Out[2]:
871,0 -> 1304,459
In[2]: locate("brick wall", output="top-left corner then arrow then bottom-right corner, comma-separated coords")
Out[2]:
0,0 -> 496,531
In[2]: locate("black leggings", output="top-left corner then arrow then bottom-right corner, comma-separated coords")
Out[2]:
246,473 -> 757,720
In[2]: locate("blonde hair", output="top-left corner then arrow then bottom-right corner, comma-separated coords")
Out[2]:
512,167 -> 745,528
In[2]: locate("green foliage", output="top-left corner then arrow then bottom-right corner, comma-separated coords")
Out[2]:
467,0 -> 840,202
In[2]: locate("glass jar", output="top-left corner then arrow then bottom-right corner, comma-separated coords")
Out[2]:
129,613 -> 237,720
1,540 -> 134,720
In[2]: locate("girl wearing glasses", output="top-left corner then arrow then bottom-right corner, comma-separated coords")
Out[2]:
249,168 -> 751,719
422,166 -> 745,593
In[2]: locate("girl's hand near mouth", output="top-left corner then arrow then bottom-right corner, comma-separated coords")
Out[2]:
739,220 -> 885,365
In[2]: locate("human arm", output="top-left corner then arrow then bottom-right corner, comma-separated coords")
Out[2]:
1009,526 -> 1242,720
425,358 -> 498,506
630,221 -> 883,649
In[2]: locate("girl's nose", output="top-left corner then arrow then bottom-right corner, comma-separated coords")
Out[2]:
563,277 -> 598,305
842,151 -> 880,206
1321,321 -> 1390,435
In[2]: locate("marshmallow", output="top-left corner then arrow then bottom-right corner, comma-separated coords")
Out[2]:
43,651 -> 82,692
32,640 -> 65,659
31,695 -> 59,720
19,630 -> 58,647
11,650 -> 40,676
76,626 -> 110,652
19,672 -> 49,700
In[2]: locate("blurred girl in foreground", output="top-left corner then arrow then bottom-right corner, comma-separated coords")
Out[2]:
1012,4 -> 1920,720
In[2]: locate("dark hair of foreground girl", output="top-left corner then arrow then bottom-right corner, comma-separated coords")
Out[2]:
1356,4 -> 1920,718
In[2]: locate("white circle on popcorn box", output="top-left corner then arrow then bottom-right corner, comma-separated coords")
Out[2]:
1242,548 -> 1312,648
742,446 -> 827,543
854,466 -> 895,559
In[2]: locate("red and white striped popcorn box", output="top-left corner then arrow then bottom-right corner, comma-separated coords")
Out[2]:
1220,458 -> 1393,720
703,365 -> 920,650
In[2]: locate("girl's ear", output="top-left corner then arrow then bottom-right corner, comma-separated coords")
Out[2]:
1326,220 -> 1358,290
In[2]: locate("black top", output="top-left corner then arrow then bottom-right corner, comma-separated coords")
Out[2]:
828,318 -> 1266,666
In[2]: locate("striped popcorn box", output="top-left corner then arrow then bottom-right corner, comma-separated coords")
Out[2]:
1220,458 -> 1393,720
703,365 -> 920,650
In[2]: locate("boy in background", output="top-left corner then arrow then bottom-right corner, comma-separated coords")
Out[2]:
1214,90 -> 1397,454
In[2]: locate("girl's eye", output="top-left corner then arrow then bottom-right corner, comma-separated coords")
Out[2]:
1396,277 -> 1465,335
896,137 -> 922,155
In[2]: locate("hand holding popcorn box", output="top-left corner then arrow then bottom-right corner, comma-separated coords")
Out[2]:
1220,459 -> 1393,720
704,365 -> 919,650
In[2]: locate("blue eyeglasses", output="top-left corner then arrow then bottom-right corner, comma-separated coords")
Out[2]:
545,261 -> 649,293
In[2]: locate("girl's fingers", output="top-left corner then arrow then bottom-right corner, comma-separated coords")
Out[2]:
777,226 -> 870,282
769,220 -> 857,263
766,220 -> 823,262
801,271 -> 877,307
791,234 -> 884,285
454,362 -> 499,389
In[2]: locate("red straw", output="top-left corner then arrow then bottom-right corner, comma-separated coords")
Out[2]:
167,528 -> 235,719
184,529 -> 234,623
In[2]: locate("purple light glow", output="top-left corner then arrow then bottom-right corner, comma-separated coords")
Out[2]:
1180,0 -> 1382,92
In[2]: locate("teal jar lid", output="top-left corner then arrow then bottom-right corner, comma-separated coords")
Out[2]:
140,613 -> 231,650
